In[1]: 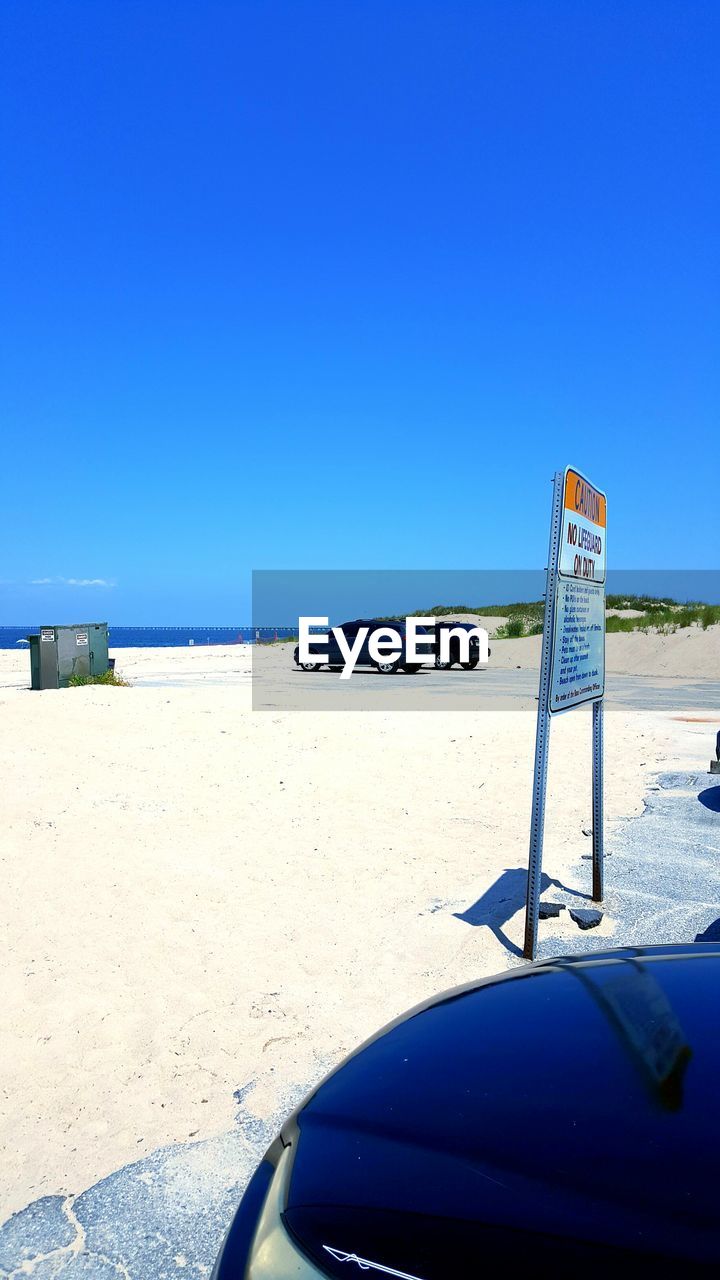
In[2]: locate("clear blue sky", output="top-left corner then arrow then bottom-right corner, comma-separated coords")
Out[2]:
1,1 -> 718,622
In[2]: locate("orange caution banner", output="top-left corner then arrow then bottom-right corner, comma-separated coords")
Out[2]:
564,469 -> 606,528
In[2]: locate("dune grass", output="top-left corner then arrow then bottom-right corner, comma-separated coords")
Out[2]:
405,601 -> 546,637
298,598 -> 717,641
67,669 -> 129,687
605,603 -> 720,633
404,597 -> 719,639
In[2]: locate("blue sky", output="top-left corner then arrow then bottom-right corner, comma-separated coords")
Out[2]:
2,1 -> 718,623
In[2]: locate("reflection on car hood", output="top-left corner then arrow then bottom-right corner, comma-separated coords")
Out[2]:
284,948 -> 720,1277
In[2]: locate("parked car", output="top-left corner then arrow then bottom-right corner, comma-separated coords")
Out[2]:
431,618 -> 491,670
294,619 -> 433,675
212,944 -> 719,1278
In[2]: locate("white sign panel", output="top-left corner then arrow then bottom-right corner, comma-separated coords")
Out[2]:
41,629 -> 55,642
559,467 -> 606,584
550,579 -> 605,713
75,632 -> 88,646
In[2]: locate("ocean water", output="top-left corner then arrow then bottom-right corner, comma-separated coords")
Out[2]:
0,626 -> 296,649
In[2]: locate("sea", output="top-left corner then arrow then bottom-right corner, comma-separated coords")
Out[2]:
0,626 -> 296,649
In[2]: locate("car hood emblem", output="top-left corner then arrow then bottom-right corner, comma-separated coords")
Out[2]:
323,1246 -> 426,1279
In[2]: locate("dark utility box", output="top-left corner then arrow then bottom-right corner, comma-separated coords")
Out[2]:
27,623 -> 110,689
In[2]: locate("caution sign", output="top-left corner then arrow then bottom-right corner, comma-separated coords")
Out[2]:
551,467 -> 606,714
76,632 -> 88,646
41,629 -> 55,643
559,468 -> 606,584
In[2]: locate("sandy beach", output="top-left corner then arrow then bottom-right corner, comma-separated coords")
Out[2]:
493,622 -> 720,678
1,638 -> 718,1224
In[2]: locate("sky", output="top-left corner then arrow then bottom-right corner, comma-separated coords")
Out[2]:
1,1 -> 718,623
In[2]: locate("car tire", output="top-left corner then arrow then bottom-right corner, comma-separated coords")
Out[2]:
435,657 -> 451,670
299,662 -> 320,672
375,660 -> 400,675
461,657 -> 479,670
403,663 -> 422,674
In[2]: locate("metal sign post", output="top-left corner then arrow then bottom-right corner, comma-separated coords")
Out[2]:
523,467 -> 607,961
592,699 -> 604,902
523,472 -> 564,961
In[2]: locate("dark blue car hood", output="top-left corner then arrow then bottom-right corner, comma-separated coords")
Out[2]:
284,948 -> 720,1276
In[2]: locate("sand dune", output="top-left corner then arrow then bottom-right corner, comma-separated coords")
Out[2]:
491,623 -> 720,679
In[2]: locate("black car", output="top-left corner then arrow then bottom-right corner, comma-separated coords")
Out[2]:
294,619 -> 433,675
212,944 -> 719,1278
431,619 -> 491,670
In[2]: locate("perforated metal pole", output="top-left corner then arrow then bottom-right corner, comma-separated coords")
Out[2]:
523,472 -> 564,961
592,698 -> 604,902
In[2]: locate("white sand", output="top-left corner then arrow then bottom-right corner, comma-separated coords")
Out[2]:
0,641 -> 716,1218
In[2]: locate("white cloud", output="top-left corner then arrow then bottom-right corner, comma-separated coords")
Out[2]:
29,576 -> 115,588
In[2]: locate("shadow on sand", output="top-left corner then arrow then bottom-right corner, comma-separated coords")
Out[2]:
694,917 -> 720,943
698,785 -> 720,813
454,867 -> 591,958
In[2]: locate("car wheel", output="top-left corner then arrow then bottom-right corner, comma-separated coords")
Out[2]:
435,657 -> 451,670
299,661 -> 319,672
461,657 -> 479,670
403,663 -> 422,674
375,659 -> 400,674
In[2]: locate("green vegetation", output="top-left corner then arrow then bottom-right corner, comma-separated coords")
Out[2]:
406,601 -> 544,621
605,602 -> 720,634
605,593 -> 677,610
67,669 -> 129,687
401,600 -> 546,638
396,596 -> 719,639
293,598 -> 717,642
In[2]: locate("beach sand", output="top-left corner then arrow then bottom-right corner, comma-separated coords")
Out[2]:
0,640 -> 718,1218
